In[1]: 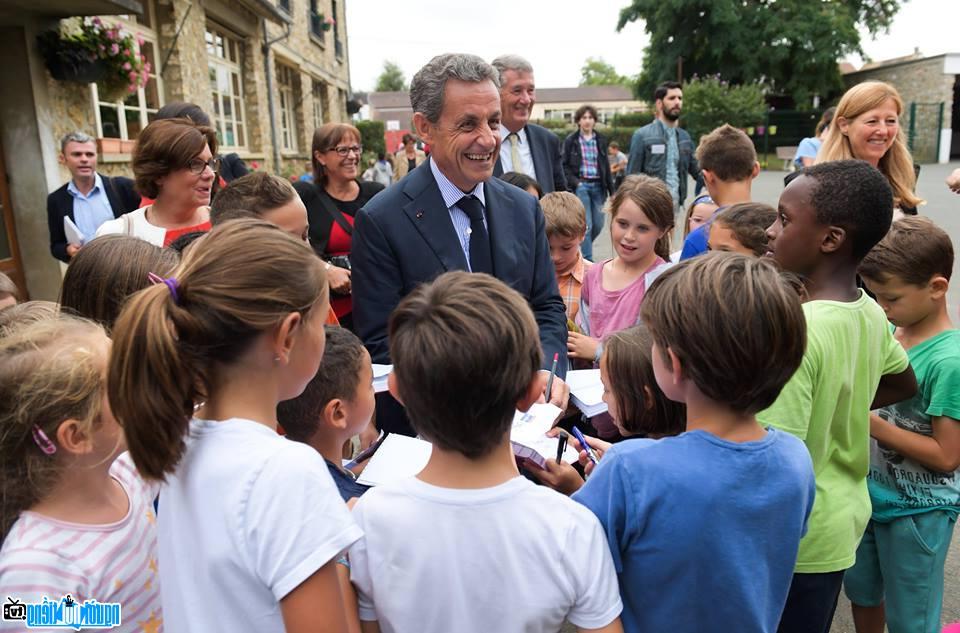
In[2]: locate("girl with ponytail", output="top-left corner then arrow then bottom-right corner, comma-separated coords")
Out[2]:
109,218 -> 361,633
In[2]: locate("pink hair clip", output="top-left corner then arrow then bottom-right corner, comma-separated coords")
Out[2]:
31,425 -> 57,456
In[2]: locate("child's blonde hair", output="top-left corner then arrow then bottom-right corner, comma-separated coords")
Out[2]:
602,325 -> 685,438
542,191 -> 586,239
608,175 -> 674,261
0,316 -> 107,538
0,271 -> 18,303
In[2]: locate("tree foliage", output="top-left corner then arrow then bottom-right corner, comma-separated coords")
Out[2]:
580,57 -> 628,86
374,60 -> 407,92
681,76 -> 767,143
617,0 -> 902,105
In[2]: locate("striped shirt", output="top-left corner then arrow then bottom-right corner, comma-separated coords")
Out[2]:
557,251 -> 591,321
429,159 -> 487,271
0,453 -> 162,633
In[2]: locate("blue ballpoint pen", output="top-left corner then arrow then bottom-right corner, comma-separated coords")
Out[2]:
571,425 -> 599,465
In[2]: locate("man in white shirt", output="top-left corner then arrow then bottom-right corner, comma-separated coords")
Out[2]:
491,55 -> 568,193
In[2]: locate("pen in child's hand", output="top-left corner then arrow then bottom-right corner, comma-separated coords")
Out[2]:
545,352 -> 559,402
571,426 -> 599,465
555,430 -> 568,465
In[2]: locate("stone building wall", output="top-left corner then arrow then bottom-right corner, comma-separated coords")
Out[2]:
41,0 -> 352,180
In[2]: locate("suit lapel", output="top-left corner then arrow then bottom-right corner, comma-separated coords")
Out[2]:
401,160 -> 469,272
493,156 -> 504,177
483,179 -> 517,280
525,125 -> 547,185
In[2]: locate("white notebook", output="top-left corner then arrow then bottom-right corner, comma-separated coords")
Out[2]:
566,369 -> 607,417
64,216 -> 86,246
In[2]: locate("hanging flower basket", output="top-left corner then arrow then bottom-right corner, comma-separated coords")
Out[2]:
37,17 -> 150,101
321,14 -> 335,31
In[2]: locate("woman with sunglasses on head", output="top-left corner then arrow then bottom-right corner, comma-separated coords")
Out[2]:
294,123 -> 385,332
96,117 -> 218,247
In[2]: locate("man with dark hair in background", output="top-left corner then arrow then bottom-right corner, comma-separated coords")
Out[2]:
627,81 -> 702,212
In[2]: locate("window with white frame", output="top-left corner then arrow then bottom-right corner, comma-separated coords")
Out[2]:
206,24 -> 248,150
91,2 -> 163,140
276,63 -> 299,152
312,79 -> 325,131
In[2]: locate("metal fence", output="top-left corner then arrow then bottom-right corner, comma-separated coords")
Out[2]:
750,104 -> 946,166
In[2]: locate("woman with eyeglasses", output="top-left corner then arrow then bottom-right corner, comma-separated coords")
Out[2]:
96,118 -> 218,247
294,123 -> 385,332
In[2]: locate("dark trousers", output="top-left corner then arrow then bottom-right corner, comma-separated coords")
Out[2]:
777,570 -> 845,633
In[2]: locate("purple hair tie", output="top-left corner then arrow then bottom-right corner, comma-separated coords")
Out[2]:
147,272 -> 180,305
32,425 -> 57,456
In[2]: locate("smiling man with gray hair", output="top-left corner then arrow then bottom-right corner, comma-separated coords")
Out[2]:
491,54 -> 568,194
351,53 -> 569,436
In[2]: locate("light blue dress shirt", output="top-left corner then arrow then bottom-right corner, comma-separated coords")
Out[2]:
429,160 -> 488,272
67,173 -> 116,240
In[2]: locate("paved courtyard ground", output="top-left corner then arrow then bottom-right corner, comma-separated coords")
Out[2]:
588,162 -> 960,632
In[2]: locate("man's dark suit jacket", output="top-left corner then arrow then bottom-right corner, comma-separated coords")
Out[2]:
47,174 -> 140,262
352,159 -> 568,435
493,123 -> 568,193
352,158 -> 568,373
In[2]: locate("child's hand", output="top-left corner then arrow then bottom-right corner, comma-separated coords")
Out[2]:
575,434 -> 611,476
526,459 -> 585,495
567,332 -> 600,360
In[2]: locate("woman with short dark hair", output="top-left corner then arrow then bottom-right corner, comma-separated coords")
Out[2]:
561,104 -> 615,260
393,133 -> 426,182
95,117 -> 217,247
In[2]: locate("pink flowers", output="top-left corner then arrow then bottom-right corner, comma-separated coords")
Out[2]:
110,43 -> 120,55
324,15 -> 336,25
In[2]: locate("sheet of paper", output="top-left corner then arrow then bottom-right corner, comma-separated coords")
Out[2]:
63,216 -> 86,246
566,369 -> 607,416
371,364 -> 392,393
510,403 -> 579,466
356,433 -> 432,487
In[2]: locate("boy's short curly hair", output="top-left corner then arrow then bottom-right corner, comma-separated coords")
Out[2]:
803,160 -> 893,261
641,252 -> 806,414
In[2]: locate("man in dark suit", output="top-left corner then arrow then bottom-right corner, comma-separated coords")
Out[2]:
47,131 -> 140,262
352,53 -> 569,435
490,55 -> 567,194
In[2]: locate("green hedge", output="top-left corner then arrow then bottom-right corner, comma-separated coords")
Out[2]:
356,120 -> 386,157
546,126 -> 638,153
610,112 -> 654,128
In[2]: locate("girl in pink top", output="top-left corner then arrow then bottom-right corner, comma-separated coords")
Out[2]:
570,175 -> 675,364
0,316 -> 162,632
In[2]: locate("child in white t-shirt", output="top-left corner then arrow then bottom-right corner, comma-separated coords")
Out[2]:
0,316 -> 162,633
107,219 -> 362,633
349,271 -> 623,633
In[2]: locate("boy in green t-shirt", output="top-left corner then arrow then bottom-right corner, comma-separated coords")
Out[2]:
845,216 -> 960,633
759,160 -> 917,633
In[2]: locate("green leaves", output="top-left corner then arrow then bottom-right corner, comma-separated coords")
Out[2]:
618,0 -> 902,105
681,76 -> 767,143
375,61 -> 407,92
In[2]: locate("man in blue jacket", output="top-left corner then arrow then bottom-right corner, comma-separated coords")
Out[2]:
627,81 -> 702,210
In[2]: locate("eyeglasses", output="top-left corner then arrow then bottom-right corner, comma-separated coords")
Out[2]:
187,157 -> 221,175
326,145 -> 362,157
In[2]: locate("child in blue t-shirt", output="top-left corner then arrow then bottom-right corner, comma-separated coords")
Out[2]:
847,216 -> 960,633
277,325 -> 376,502
574,252 -> 816,633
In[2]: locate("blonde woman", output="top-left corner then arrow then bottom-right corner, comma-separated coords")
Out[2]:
817,81 -> 922,215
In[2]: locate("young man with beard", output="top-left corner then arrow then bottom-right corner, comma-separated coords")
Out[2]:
626,81 -> 702,212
